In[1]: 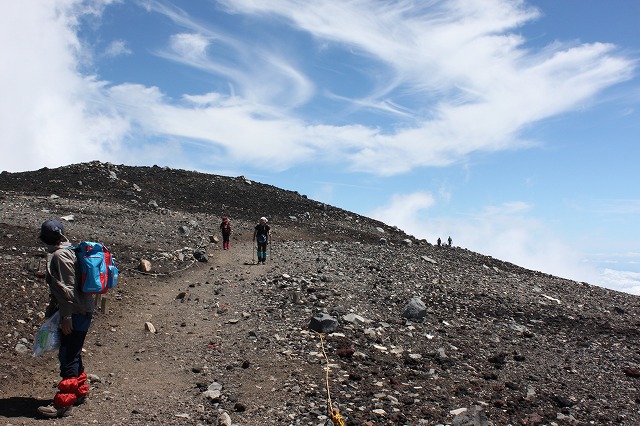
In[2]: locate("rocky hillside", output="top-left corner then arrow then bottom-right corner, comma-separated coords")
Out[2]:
1,162 -> 639,425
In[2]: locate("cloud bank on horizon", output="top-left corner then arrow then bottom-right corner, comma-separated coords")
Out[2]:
1,1 -> 639,294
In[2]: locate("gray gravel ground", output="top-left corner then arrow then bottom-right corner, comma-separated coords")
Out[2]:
1,162 -> 640,425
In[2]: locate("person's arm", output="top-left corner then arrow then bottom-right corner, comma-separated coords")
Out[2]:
44,294 -> 58,318
60,315 -> 73,335
47,251 -> 76,315
47,250 -> 77,334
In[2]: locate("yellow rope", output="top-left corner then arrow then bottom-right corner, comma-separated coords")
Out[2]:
317,332 -> 347,426
329,410 -> 347,426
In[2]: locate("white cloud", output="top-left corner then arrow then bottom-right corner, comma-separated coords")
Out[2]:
215,0 -> 635,174
0,0 -> 128,172
369,191 -> 436,236
312,183 -> 335,205
370,193 -> 602,284
450,204 -> 595,281
442,203 -> 608,287
156,35 -> 315,109
104,39 -> 132,57
150,2 -> 315,109
104,84 -> 323,170
169,33 -> 209,60
0,0 -> 635,177
598,269 -> 640,295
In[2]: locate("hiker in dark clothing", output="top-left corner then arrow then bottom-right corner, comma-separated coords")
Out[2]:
447,236 -> 452,247
437,237 -> 441,246
220,216 -> 232,250
253,217 -> 271,264
37,220 -> 95,418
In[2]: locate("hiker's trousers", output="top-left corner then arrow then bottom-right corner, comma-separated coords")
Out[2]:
257,242 -> 268,262
58,312 -> 92,378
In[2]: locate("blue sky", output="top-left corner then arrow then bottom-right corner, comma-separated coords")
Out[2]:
2,1 -> 639,294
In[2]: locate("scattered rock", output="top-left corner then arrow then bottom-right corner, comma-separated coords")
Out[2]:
15,343 -> 29,354
553,395 -> 575,408
203,389 -> 221,402
623,368 -> 640,378
193,250 -> 208,262
401,297 -> 427,320
308,312 -> 338,333
138,259 -> 152,272
342,313 -> 371,324
451,405 -> 489,426
421,255 -> 437,264
218,412 -> 232,426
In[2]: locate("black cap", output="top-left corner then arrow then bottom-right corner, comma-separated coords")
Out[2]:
39,219 -> 65,240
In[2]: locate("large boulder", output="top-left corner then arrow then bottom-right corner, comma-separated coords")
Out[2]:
308,313 -> 339,333
401,297 -> 427,321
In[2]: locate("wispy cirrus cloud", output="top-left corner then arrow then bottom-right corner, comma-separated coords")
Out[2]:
0,0 -> 635,176
145,0 -> 635,174
148,1 -> 315,109
587,199 -> 640,215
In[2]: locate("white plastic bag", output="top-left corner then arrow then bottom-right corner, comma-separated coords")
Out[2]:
33,312 -> 61,357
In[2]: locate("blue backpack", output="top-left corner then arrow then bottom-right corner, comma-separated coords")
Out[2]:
72,242 -> 119,294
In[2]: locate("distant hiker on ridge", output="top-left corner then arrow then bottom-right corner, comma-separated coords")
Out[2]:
437,237 -> 441,247
253,217 -> 271,264
37,220 -> 95,418
447,236 -> 452,247
220,216 -> 232,250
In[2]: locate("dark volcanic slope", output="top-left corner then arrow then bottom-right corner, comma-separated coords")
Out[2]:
0,161 -> 400,244
1,162 -> 640,425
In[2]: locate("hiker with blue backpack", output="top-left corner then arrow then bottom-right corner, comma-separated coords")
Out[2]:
253,216 -> 271,264
37,219 -> 95,418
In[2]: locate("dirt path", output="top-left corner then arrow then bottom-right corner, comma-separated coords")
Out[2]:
2,240 -> 317,425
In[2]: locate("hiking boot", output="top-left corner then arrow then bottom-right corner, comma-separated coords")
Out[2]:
74,395 -> 86,406
38,405 -> 72,418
